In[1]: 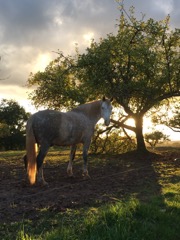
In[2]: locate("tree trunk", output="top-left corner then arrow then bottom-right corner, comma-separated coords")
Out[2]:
134,115 -> 148,153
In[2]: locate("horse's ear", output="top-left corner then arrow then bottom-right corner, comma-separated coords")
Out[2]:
110,97 -> 113,102
102,96 -> 106,101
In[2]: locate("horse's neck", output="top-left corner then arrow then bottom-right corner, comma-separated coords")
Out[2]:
73,101 -> 101,124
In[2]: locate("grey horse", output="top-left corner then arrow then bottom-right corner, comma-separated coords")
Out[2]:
24,97 -> 113,185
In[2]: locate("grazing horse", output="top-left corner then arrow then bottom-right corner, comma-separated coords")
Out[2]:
24,97 -> 113,185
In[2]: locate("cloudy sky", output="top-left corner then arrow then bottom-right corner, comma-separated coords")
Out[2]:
0,0 -> 179,113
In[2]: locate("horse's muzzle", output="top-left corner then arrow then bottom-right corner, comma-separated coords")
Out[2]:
105,119 -> 111,126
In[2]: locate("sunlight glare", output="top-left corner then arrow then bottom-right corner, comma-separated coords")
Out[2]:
83,32 -> 94,44
33,53 -> 51,72
126,118 -> 135,127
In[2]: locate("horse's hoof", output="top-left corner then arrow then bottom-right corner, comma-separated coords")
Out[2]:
82,173 -> 91,180
70,175 -> 75,179
42,181 -> 49,187
67,169 -> 73,177
67,172 -> 74,178
67,173 -> 75,179
37,179 -> 49,187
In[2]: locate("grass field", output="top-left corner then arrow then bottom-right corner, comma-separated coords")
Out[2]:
0,149 -> 179,240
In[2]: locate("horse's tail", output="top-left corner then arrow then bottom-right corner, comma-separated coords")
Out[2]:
26,117 -> 37,185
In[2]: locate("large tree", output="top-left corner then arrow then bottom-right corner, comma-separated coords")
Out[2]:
28,6 -> 180,153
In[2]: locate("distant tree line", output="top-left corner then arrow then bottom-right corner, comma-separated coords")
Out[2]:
0,99 -> 30,150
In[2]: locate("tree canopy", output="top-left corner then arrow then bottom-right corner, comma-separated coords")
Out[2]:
28,5 -> 180,153
0,99 -> 30,150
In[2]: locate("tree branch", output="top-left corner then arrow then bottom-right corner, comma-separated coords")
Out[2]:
122,127 -> 133,141
167,126 -> 180,132
111,119 -> 136,132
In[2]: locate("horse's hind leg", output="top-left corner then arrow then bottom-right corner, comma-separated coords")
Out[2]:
67,145 -> 77,177
82,141 -> 91,179
36,144 -> 49,185
23,155 -> 29,183
23,155 -> 27,170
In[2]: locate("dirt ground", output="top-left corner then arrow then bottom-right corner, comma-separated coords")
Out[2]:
0,149 -> 179,224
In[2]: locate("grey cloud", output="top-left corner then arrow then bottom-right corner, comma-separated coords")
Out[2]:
0,0 -> 179,47
171,0 -> 180,28
0,0 -> 55,46
0,0 -> 179,89
120,0 -> 180,26
0,0 -> 118,50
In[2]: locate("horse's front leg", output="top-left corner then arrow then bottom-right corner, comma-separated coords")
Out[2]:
36,144 -> 49,186
82,141 -> 91,179
67,145 -> 77,177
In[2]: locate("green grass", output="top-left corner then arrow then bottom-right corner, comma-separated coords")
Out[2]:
10,196 -> 179,240
0,150 -> 25,158
0,150 -> 179,240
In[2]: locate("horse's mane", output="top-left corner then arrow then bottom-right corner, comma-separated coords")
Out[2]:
71,100 -> 101,117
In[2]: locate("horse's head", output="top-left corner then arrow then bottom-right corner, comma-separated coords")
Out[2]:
101,97 -> 113,126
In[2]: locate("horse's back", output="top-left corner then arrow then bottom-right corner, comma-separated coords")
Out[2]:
29,109 -> 93,146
